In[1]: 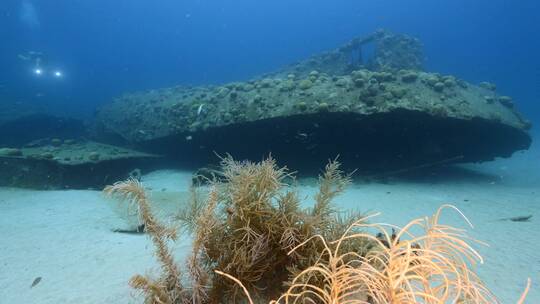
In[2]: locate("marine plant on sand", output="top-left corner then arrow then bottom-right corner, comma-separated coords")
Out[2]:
104,156 -> 365,303
184,155 -> 369,302
104,157 -> 531,303
217,205 -> 532,304
104,179 -> 184,303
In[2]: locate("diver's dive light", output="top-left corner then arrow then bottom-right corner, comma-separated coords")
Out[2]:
32,67 -> 64,78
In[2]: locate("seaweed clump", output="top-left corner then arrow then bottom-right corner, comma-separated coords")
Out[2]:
104,156 -> 367,303
187,156 -> 368,302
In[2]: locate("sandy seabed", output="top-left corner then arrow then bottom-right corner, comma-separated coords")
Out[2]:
1,143 -> 538,303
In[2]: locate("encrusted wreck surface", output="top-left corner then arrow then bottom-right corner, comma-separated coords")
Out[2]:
0,141 -> 161,189
95,31 -> 532,172
270,29 -> 424,78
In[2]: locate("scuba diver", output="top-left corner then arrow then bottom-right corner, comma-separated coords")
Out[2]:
18,51 -> 63,78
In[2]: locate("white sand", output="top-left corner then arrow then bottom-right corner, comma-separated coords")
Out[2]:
0,146 -> 538,303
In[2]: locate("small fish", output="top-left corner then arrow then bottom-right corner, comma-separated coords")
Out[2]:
113,224 -> 146,234
497,215 -> 533,222
30,277 -> 42,288
197,104 -> 205,116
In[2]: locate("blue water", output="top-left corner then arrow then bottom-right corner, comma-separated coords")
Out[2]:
1,0 -> 539,124
1,2 -> 540,301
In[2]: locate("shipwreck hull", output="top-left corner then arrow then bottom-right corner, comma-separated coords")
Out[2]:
94,31 -> 532,172
132,109 -> 530,173
0,141 -> 163,189
95,70 -> 532,172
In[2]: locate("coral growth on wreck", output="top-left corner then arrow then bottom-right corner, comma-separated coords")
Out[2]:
104,157 -> 530,304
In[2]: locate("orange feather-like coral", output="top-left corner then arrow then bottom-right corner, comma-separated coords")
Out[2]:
217,205 -> 531,304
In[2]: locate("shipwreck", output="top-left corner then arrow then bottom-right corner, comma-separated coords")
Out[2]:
94,30 -> 531,173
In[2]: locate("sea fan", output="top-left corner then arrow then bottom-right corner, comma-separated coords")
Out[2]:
104,179 -> 183,304
216,205 -> 531,304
